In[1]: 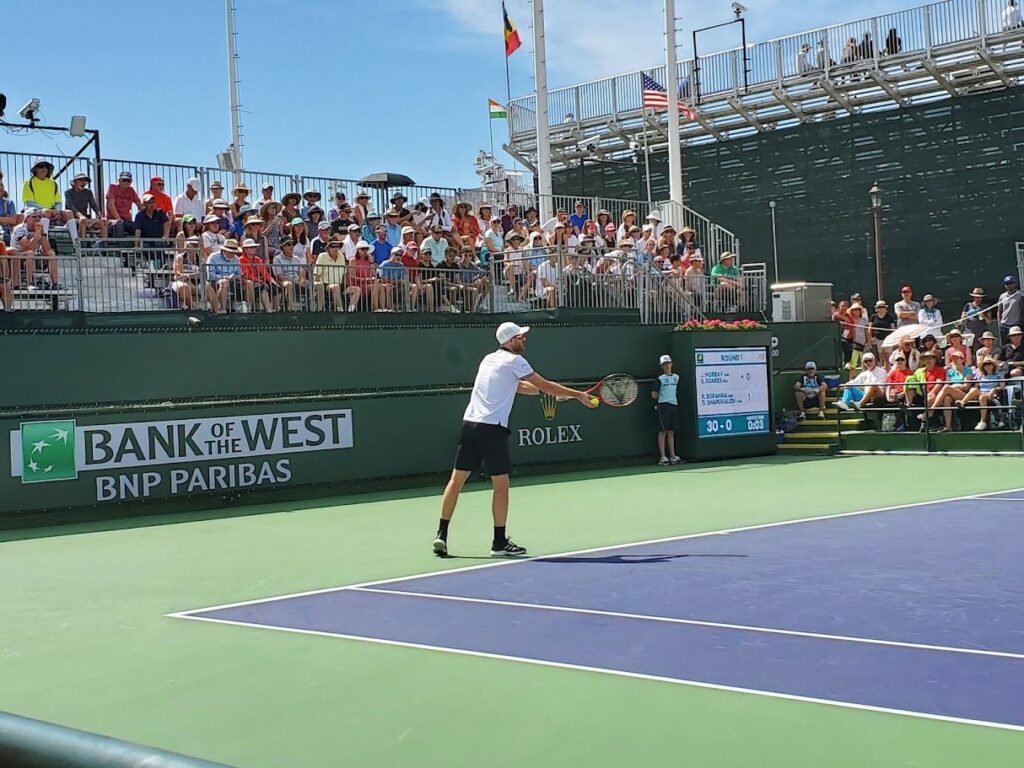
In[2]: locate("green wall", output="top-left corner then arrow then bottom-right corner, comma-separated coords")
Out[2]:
555,87 -> 1024,304
0,321 -> 833,517
3,324 -> 672,409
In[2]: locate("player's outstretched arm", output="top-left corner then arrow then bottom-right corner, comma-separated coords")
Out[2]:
517,380 -> 541,396
524,373 -> 598,407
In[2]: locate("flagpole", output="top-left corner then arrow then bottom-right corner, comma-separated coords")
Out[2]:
489,113 -> 495,159
642,112 -> 652,202
665,0 -> 684,208
532,0 -> 553,222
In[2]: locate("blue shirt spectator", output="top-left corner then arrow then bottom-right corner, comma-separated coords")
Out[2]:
385,221 -> 402,247
569,203 -> 589,234
207,251 -> 242,281
370,236 -> 392,265
378,257 -> 406,280
0,193 -> 18,242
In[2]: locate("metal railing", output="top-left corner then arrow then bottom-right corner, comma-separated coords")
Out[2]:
0,240 -> 769,318
832,376 -> 1024,442
507,0 -> 1024,136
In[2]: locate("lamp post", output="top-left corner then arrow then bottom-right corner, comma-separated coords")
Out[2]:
768,200 -> 779,285
869,182 -> 884,303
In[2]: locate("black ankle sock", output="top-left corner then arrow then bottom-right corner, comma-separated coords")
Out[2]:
493,526 -> 506,547
437,518 -> 450,539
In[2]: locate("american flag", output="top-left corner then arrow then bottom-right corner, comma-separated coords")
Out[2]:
641,73 -> 695,120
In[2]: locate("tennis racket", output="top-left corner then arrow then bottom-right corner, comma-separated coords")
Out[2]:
557,373 -> 639,407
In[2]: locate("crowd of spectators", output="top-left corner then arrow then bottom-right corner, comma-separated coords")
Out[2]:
806,276 -> 1024,431
0,165 -> 753,314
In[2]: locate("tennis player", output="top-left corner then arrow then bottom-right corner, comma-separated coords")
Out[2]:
433,322 -> 598,557
651,354 -> 681,465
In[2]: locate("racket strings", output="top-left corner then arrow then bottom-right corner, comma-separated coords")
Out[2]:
599,375 -> 639,406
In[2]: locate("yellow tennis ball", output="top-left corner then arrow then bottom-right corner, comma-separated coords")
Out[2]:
590,397 -> 600,405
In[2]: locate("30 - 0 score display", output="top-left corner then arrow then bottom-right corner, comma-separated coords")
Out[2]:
694,347 -> 770,439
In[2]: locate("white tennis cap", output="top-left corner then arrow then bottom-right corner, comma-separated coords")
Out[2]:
496,322 -> 530,344
659,354 -> 672,364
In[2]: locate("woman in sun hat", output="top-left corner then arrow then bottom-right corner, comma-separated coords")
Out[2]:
615,209 -> 637,245
452,201 -> 480,248
280,192 -> 302,222
201,213 -> 225,256
259,200 -> 286,251
933,350 -> 976,431
960,287 -> 991,350
944,328 -> 972,366
845,303 -> 869,369
230,183 -> 250,219
353,190 -> 372,226
348,240 -> 382,311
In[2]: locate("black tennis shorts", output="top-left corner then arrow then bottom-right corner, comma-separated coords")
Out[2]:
657,402 -> 678,432
454,421 -> 512,476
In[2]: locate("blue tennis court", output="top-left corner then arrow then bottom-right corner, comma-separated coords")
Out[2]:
178,490 -> 1024,731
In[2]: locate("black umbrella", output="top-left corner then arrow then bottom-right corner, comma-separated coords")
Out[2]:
358,173 -> 417,214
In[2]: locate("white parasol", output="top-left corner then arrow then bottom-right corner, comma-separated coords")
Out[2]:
880,323 -> 945,350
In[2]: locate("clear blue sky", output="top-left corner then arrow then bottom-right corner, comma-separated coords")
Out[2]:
3,0 -> 900,190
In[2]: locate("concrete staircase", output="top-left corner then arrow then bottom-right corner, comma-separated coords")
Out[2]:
778,395 -> 865,454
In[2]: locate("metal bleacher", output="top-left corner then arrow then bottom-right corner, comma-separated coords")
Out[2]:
506,0 -> 1024,168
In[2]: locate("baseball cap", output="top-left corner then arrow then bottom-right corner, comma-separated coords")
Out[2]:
659,354 -> 672,365
862,352 -> 875,361
317,221 -> 331,230
922,293 -> 936,302
187,177 -> 200,188
900,284 -> 912,292
347,224 -> 360,231
496,322 -> 530,345
290,217 -> 304,225
151,176 -> 164,184
1005,275 -> 1018,285
390,247 -> 403,256
118,170 -> 133,181
141,193 -> 155,203
804,361 -> 816,369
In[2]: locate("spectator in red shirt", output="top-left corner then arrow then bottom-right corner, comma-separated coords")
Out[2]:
239,238 -> 278,312
146,177 -> 174,217
106,170 -> 142,237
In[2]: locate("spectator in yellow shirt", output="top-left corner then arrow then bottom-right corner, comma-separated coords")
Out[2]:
22,157 -> 76,238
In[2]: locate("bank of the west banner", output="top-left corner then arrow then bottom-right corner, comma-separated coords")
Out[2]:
10,410 -> 353,501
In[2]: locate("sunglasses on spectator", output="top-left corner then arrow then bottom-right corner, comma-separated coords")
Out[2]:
327,243 -> 341,248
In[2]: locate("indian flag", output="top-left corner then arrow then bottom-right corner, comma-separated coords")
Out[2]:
488,99 -> 507,120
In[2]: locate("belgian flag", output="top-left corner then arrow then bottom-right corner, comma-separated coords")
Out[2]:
503,2 -> 522,57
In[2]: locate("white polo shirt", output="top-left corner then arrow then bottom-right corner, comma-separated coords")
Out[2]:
174,190 -> 205,221
463,349 -> 535,427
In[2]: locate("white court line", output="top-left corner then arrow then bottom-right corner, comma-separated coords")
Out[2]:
168,486 -> 1024,618
351,586 -> 1024,661
964,496 -> 1024,502
171,612 -> 1024,734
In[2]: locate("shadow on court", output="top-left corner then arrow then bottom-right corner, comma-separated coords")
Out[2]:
0,454 -> 839,542
537,553 -> 749,564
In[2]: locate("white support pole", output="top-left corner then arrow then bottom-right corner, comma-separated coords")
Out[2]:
226,0 -> 244,182
665,0 -> 684,208
533,0 -> 553,221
